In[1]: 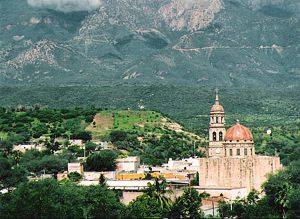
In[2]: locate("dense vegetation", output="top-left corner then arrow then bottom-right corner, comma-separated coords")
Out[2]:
0,86 -> 298,132
0,179 -> 125,218
0,178 -> 208,219
0,106 -> 96,144
0,107 -> 205,167
253,124 -> 300,166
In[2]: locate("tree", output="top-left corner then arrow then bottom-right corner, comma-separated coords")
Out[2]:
263,172 -> 291,219
190,172 -> 199,186
125,195 -> 169,219
144,178 -> 173,210
85,142 -> 97,155
0,141 -> 13,156
110,130 -> 128,142
44,139 -> 60,154
1,167 -> 27,191
86,150 -> 117,171
1,179 -> 63,218
0,179 -> 125,219
99,174 -> 106,186
288,188 -> 300,218
20,151 -> 68,175
81,185 -> 125,219
71,131 -> 92,142
68,172 -> 82,182
169,187 -> 208,219
144,173 -> 154,180
0,157 -> 12,189
246,189 -> 260,205
31,122 -> 48,138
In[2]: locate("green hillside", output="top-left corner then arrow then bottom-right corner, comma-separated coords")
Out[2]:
86,110 -> 162,138
0,108 -> 204,165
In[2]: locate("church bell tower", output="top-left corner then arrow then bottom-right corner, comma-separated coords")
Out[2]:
208,90 -> 226,157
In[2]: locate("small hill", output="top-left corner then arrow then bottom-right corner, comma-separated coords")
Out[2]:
86,110 -> 203,141
86,110 -> 206,165
0,107 -> 206,165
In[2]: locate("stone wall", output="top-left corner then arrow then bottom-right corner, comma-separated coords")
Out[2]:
198,155 -> 281,196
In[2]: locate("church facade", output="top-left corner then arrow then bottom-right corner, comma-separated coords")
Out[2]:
197,92 -> 282,199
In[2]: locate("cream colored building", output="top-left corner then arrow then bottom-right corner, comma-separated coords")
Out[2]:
162,157 -> 200,172
13,144 -> 46,153
116,156 -> 140,172
197,92 -> 281,199
68,163 -> 84,175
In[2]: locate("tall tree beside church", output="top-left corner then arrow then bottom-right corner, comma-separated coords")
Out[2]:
169,187 -> 209,219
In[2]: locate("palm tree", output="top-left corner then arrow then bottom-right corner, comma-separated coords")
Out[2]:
144,178 -> 173,210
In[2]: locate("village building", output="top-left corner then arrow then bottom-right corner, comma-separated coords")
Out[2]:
13,143 -> 46,153
68,163 -> 84,175
116,156 -> 140,172
69,139 -> 84,147
162,157 -> 200,172
197,92 -> 282,199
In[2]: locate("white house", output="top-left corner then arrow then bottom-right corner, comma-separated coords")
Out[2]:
116,156 -> 140,172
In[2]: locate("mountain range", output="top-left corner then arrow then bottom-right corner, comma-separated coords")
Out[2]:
0,0 -> 299,89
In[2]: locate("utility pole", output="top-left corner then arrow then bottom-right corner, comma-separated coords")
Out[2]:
193,141 -> 196,157
212,199 -> 215,217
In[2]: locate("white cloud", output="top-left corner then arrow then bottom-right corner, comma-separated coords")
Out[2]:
27,0 -> 102,13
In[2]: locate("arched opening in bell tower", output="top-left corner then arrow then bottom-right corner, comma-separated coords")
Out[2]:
219,132 -> 223,141
213,132 -> 217,141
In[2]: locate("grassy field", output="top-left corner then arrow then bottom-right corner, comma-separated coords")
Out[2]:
113,111 -> 161,130
86,110 -> 163,140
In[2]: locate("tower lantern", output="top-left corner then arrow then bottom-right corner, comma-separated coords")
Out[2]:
208,90 -> 226,157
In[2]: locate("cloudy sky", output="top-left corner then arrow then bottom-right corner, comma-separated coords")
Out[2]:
27,0 -> 102,12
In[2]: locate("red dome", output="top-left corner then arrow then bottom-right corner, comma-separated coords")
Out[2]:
225,120 -> 253,141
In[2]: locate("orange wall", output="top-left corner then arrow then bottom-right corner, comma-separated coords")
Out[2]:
116,173 -> 186,180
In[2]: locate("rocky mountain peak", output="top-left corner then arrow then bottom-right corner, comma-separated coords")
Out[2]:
159,0 -> 223,31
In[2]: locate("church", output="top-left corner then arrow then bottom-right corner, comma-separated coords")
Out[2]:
197,92 -> 282,199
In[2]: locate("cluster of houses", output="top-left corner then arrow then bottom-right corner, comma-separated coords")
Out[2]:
62,156 -> 202,205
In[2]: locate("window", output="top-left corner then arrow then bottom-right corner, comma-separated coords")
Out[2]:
251,148 -> 253,155
230,149 -> 233,156
219,132 -> 223,141
244,148 -> 247,156
216,117 -> 219,123
237,149 -> 240,156
213,132 -> 217,141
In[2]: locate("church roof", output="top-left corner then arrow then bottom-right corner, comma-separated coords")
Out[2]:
211,104 -> 224,112
224,120 -> 253,141
210,90 -> 224,112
